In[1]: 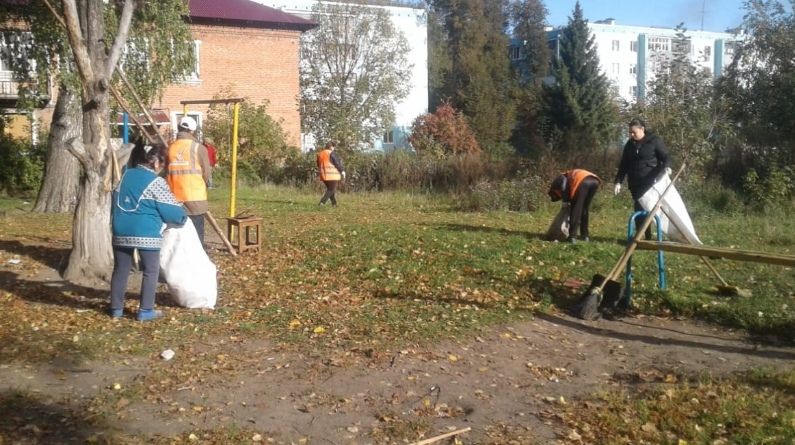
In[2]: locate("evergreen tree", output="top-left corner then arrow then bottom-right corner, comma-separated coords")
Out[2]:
509,0 -> 550,83
427,7 -> 452,111
428,0 -> 517,150
543,1 -> 617,152
508,0 -> 550,154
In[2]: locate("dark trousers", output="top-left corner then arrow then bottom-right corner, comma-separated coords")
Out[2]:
320,180 -> 338,206
633,200 -> 654,239
189,214 -> 205,245
569,177 -> 599,239
110,247 -> 160,312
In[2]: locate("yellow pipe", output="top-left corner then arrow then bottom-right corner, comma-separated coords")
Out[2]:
229,102 -> 240,218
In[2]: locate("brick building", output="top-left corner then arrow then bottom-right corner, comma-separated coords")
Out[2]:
0,0 -> 314,147
157,0 -> 316,148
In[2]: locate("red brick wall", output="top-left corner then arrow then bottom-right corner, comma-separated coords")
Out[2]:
157,24 -> 303,148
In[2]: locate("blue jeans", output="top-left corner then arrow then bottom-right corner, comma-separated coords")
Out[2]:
110,247 -> 160,312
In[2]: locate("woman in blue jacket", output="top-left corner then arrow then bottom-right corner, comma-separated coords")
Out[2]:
111,140 -> 186,321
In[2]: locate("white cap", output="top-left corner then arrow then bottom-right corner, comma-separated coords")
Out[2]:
178,116 -> 197,132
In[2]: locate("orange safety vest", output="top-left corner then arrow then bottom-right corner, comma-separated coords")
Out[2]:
167,139 -> 207,202
566,169 -> 601,201
317,149 -> 341,181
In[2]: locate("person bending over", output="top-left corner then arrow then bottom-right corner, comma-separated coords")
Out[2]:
548,169 -> 602,243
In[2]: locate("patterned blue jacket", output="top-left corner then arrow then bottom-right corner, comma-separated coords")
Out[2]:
112,166 -> 187,250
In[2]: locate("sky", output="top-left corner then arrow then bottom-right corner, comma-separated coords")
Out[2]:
546,0 -> 747,33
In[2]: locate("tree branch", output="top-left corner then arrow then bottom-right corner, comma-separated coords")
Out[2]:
61,0 -> 95,98
40,0 -> 67,28
66,136 -> 89,170
106,0 -> 136,79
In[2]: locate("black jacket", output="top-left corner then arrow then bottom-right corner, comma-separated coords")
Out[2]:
614,132 -> 669,200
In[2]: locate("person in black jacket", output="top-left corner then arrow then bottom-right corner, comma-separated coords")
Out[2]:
613,118 -> 670,238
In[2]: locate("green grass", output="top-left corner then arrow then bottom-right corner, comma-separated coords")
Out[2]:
1,184 -> 793,369
561,368 -> 795,444
1,185 -> 793,443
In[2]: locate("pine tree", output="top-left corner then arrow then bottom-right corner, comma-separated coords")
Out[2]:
508,0 -> 550,154
428,0 -> 517,151
543,1 -> 617,152
509,0 -> 550,83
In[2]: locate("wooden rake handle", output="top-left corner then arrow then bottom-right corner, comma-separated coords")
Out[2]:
205,211 -> 237,257
600,163 -> 687,290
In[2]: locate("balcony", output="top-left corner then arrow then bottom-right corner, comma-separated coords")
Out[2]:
0,71 -> 50,108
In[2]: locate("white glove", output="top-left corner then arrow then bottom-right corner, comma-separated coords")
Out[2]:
613,183 -> 621,196
341,171 -> 346,180
665,167 -> 672,176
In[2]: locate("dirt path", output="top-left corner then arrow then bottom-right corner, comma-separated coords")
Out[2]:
2,309 -> 793,444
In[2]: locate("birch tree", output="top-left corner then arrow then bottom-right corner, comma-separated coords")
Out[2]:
300,1 -> 411,151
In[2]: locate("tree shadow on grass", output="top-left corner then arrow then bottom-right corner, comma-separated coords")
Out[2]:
372,273 -> 582,317
0,239 -> 70,271
534,312 -> 795,361
426,222 -> 622,245
0,389 -> 119,444
0,270 -> 106,310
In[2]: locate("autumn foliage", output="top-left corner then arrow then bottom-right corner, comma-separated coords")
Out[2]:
409,102 -> 482,157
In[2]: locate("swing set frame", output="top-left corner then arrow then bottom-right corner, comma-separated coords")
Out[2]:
180,98 -> 244,218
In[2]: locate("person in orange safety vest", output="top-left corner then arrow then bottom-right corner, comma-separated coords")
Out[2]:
548,169 -> 601,243
316,141 -> 345,206
166,116 -> 211,245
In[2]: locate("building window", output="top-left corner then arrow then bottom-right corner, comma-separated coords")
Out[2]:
648,37 -> 670,52
630,85 -> 638,97
0,37 -> 11,73
176,40 -> 201,83
189,40 -> 201,80
509,46 -> 521,61
629,64 -> 637,75
611,63 -> 620,76
630,41 -> 638,52
383,130 -> 394,144
611,40 -> 620,51
703,45 -> 712,60
725,42 -> 735,56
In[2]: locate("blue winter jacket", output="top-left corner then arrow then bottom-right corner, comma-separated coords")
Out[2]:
112,166 -> 187,250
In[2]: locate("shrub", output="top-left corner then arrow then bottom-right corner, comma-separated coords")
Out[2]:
268,148 -> 546,201
203,87 -> 294,183
743,166 -> 794,210
457,175 -> 544,212
409,102 -> 481,157
0,134 -> 45,196
679,179 -> 743,215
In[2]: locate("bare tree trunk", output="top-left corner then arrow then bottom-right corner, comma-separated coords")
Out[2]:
60,0 -> 134,283
33,85 -> 82,213
63,103 -> 113,283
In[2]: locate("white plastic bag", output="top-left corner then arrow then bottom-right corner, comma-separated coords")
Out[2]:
637,173 -> 702,244
545,203 -> 570,241
159,218 -> 217,308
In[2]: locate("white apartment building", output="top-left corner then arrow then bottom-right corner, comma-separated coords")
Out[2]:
254,0 -> 428,151
543,19 -> 741,103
